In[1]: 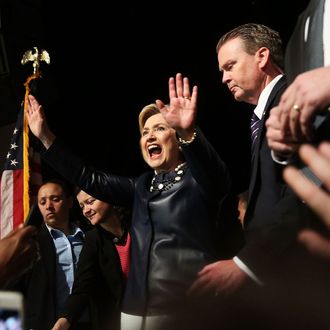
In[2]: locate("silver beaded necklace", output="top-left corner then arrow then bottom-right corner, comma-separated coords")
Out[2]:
149,162 -> 187,192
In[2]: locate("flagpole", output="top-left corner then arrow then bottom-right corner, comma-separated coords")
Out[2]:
22,73 -> 40,219
21,47 -> 50,221
0,47 -> 50,237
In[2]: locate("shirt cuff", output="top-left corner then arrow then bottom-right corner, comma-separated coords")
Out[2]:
233,256 -> 264,286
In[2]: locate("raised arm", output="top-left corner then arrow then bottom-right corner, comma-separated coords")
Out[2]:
26,94 -> 56,149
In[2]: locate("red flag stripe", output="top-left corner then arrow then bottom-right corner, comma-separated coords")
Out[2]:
13,168 -> 24,230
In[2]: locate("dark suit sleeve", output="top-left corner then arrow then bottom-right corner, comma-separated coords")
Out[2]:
181,126 -> 231,201
237,190 -> 322,283
40,138 -> 135,207
60,230 -> 99,324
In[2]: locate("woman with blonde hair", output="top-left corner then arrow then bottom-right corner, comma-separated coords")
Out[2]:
27,73 -> 230,329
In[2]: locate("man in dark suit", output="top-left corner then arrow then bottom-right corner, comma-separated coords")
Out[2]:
189,22 -> 320,307
9,179 -> 90,330
189,23 -> 289,296
188,22 -> 328,329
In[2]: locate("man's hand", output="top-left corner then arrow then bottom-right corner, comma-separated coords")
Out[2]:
0,225 -> 39,288
187,259 -> 248,297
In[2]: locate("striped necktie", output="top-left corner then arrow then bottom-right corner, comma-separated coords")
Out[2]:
250,113 -> 261,147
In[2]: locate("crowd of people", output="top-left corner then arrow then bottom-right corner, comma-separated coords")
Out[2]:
1,0 -> 330,328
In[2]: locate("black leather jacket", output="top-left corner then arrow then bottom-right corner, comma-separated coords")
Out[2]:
41,127 -> 231,316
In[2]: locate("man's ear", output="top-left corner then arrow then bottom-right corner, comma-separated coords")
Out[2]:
256,47 -> 270,69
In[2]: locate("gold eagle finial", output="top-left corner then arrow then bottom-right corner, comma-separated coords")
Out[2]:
21,47 -> 50,74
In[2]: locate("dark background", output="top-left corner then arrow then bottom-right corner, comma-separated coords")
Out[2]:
0,0 -> 310,194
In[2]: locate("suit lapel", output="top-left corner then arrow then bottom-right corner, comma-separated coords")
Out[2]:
247,76 -> 287,212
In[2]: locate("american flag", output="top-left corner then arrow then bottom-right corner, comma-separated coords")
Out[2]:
0,100 -> 42,238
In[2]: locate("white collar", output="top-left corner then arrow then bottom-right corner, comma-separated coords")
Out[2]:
253,74 -> 283,120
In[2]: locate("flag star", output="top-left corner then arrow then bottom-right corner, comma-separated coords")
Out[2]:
1,103 -> 43,237
10,159 -> 18,167
10,143 -> 18,150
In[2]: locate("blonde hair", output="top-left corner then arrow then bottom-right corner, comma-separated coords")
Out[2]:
138,103 -> 160,134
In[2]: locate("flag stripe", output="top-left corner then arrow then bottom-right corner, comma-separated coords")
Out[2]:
0,170 -> 14,237
0,91 -> 42,238
13,168 -> 24,230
